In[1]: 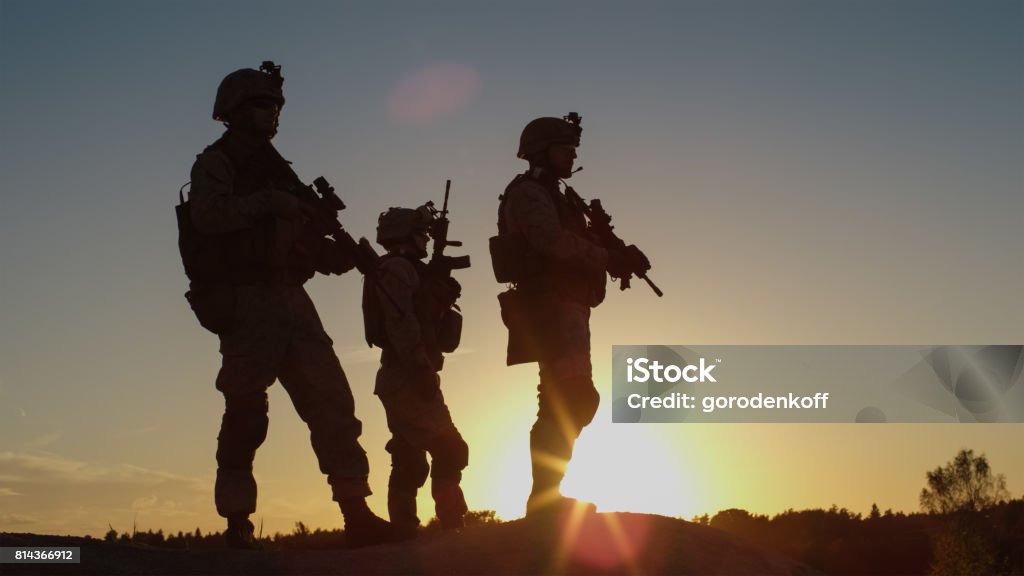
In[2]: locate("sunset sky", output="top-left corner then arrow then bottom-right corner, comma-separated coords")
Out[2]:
1,0 -> 1022,537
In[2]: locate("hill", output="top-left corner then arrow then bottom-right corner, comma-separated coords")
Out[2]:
1,511 -> 806,575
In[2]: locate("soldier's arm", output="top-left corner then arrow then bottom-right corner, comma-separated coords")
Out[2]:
188,150 -> 276,235
315,237 -> 357,276
377,258 -> 432,367
506,181 -> 608,274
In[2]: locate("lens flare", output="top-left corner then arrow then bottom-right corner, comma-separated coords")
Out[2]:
548,508 -> 652,575
388,62 -> 480,126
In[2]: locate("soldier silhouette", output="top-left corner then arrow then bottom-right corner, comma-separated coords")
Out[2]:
362,205 -> 470,539
490,113 -> 651,515
178,62 -> 394,548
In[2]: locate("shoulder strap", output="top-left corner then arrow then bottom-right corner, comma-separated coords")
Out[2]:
178,182 -> 190,206
497,172 -> 531,235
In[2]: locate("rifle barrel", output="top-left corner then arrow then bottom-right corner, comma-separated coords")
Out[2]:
640,274 -> 664,297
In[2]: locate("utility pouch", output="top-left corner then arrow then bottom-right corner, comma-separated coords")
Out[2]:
437,308 -> 463,353
488,235 -> 517,283
361,275 -> 388,348
489,234 -> 546,284
177,185 -> 238,283
497,289 -> 567,365
176,188 -> 202,280
185,282 -> 236,335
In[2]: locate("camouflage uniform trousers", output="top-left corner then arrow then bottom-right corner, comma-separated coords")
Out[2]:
375,364 -> 468,528
214,284 -> 370,518
530,299 -> 600,493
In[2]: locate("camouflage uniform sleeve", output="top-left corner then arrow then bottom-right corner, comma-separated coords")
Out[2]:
188,149 -> 275,235
505,180 -> 608,274
377,257 -> 432,367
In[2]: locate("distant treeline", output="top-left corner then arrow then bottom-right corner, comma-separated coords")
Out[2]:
98,503 -> 1022,574
699,499 -> 1023,576
102,510 -> 500,550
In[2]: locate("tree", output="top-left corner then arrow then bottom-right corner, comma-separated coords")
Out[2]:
921,449 -> 1012,576
920,449 -> 1009,514
929,527 -> 998,576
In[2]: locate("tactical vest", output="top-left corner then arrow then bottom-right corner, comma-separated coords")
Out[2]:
178,136 -> 318,285
491,170 -> 601,305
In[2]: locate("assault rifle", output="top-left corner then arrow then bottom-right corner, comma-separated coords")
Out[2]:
259,143 -> 380,277
564,186 -> 663,297
424,180 -> 469,356
425,179 -> 471,277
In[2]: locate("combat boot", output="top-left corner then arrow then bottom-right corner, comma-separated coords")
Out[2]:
525,460 -> 595,518
339,497 -> 397,548
525,493 -> 597,517
432,479 -> 468,530
387,489 -> 420,541
224,515 -> 261,550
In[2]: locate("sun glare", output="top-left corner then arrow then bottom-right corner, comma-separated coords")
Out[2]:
560,420 -> 697,518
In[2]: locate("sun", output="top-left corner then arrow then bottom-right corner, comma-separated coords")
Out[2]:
560,420 -> 699,519
452,368 -> 705,522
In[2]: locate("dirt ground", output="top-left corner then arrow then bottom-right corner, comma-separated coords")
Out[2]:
1,512 -> 809,575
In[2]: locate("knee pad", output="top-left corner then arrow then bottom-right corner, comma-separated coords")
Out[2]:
217,392 -> 269,469
565,377 -> 600,429
386,438 -> 429,491
428,432 -> 469,480
537,370 -> 600,431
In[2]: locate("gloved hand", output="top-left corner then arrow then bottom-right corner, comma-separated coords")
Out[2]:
411,364 -> 440,400
268,188 -> 312,221
607,244 -> 651,278
317,237 -> 357,275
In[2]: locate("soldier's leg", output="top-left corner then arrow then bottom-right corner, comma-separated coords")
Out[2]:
277,288 -> 393,547
380,377 -> 468,530
385,435 -> 429,535
277,288 -> 370,495
215,388 -> 270,519
213,286 -> 285,529
529,302 -> 599,507
425,428 -> 469,529
529,355 -> 599,495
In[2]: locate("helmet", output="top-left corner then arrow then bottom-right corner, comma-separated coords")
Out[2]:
376,206 -> 433,247
517,114 -> 582,159
212,62 -> 285,122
